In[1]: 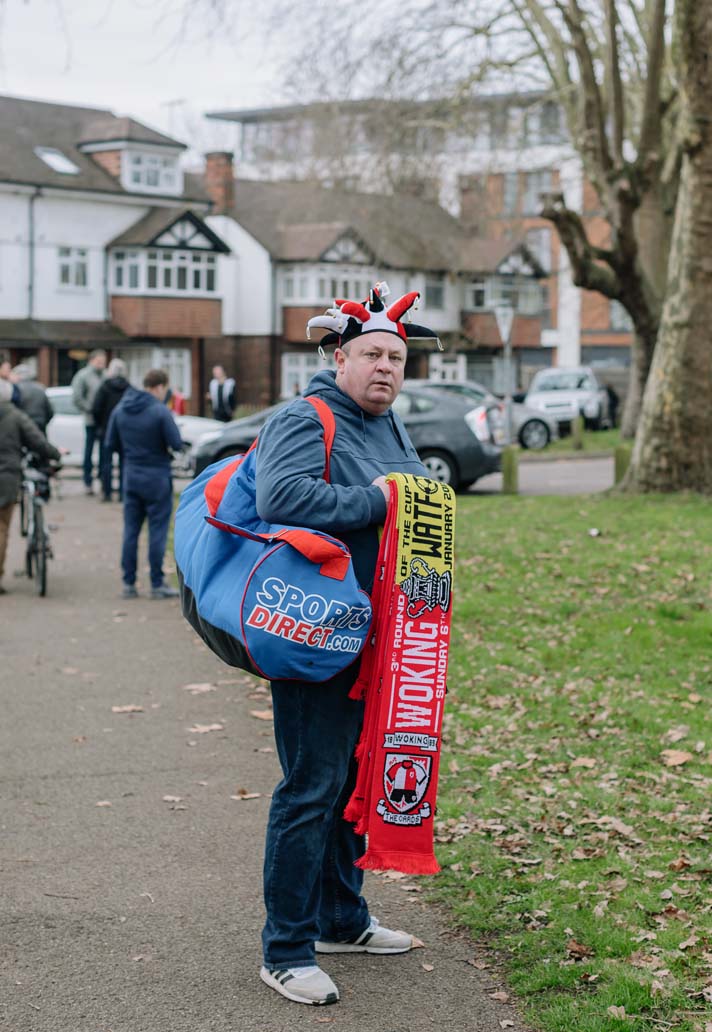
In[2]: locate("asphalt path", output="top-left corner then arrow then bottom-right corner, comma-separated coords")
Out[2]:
473,455 -> 615,495
1,481 -> 531,1032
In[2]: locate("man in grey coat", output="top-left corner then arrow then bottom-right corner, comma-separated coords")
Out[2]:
0,379 -> 61,594
12,364 -> 53,433
71,349 -> 106,495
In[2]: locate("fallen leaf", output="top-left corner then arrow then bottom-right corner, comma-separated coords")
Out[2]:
162,795 -> 182,803
662,725 -> 689,744
679,934 -> 699,951
182,682 -> 216,694
257,746 -> 274,753
230,791 -> 261,801
571,757 -> 597,768
668,856 -> 691,872
607,1005 -> 626,1019
468,959 -> 490,970
661,749 -> 693,767
421,963 -> 434,972
111,704 -> 144,714
567,939 -> 594,960
660,889 -> 674,900
489,990 -> 509,1002
61,666 -> 79,674
95,800 -> 112,807
500,1022 -> 515,1029
593,899 -> 609,918
411,936 -> 425,948
187,723 -> 224,734
650,980 -> 665,997
250,710 -> 273,721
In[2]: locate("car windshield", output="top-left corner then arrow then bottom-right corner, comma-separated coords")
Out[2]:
532,372 -> 594,391
437,383 -> 487,402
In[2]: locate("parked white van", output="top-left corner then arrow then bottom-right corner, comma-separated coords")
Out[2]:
525,366 -> 612,430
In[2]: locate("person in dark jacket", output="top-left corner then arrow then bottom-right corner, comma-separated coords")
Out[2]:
71,349 -> 106,495
254,284 -> 439,1007
106,368 -> 183,599
0,378 -> 61,594
92,358 -> 130,502
12,364 -> 53,433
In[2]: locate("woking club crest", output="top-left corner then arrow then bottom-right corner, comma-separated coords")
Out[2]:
382,754 -> 432,815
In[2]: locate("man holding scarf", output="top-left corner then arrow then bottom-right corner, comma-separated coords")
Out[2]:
254,284 -> 439,1006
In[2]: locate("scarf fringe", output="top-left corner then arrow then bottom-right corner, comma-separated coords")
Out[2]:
355,850 -> 441,875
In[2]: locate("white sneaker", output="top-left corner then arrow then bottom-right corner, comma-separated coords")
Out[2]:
315,917 -> 413,954
260,964 -> 339,1005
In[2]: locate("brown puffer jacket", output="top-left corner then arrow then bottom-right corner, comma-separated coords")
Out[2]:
0,401 -> 61,508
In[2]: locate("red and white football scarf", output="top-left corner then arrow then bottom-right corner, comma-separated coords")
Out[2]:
344,473 -> 456,875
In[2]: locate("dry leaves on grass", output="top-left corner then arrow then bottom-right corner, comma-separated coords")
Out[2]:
566,939 -> 594,960
607,1005 -> 626,1020
187,723 -> 224,734
661,749 -> 693,767
111,704 -> 144,714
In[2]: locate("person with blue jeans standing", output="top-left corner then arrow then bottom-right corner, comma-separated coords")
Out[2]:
71,349 -> 106,495
253,285 -> 439,1006
106,368 -> 183,599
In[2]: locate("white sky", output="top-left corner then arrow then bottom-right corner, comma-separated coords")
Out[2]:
0,0 -> 291,160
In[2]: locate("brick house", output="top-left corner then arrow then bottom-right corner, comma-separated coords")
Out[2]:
203,153 -> 547,403
208,95 -> 634,392
0,94 -> 230,411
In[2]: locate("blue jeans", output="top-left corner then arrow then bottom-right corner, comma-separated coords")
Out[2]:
82,424 -> 97,488
262,664 -> 370,969
120,476 -> 173,589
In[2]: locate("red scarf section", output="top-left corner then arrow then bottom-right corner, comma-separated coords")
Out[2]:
344,474 -> 456,875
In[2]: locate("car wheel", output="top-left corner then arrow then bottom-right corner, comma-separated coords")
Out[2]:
419,450 -> 459,489
518,418 -> 550,451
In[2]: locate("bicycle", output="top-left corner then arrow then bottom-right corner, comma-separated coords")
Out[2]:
20,459 -> 60,597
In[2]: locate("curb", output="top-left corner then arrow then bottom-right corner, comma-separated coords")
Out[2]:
519,449 -> 615,464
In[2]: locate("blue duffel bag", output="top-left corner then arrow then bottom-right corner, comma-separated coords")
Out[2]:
174,397 -> 372,682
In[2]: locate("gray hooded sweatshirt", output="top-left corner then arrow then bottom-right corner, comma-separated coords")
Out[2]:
255,370 -> 425,591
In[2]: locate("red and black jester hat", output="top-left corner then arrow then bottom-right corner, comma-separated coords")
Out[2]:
306,281 -> 442,350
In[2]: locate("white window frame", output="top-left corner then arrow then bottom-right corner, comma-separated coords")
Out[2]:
525,227 -> 552,273
35,147 -> 80,175
465,278 -> 487,310
111,249 -> 218,297
113,345 -> 192,399
58,246 -> 89,290
523,170 -> 553,215
424,275 -> 445,311
121,149 -> 183,195
280,350 -> 334,399
280,265 -> 376,306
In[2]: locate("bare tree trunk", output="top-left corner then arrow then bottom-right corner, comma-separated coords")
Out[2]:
623,0 -> 712,492
620,180 -> 672,437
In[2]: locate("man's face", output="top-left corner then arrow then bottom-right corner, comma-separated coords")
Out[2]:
91,354 -> 106,371
0,361 -> 11,380
213,366 -> 225,381
335,332 -> 407,416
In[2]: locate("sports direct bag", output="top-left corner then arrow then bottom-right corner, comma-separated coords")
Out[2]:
174,397 -> 372,682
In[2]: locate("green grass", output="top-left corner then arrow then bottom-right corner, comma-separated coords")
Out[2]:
432,493 -> 712,1032
546,428 -> 622,454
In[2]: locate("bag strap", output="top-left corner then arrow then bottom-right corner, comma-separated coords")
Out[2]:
204,395 -> 336,517
204,518 -> 350,581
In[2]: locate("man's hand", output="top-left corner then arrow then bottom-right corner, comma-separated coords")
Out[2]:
372,475 -> 389,503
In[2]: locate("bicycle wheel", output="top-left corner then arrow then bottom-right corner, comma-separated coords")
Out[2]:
20,486 -> 30,537
33,505 -> 47,597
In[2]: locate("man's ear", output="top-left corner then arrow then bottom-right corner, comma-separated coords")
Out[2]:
334,347 -> 346,371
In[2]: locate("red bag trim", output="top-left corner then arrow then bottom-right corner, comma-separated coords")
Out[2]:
203,395 -> 336,517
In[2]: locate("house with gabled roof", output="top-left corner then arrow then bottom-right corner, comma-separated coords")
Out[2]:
0,92 -> 547,411
203,153 -> 547,402
0,94 -> 230,406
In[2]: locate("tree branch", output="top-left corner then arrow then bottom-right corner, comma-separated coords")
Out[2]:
564,0 -> 613,184
541,193 -> 622,298
605,0 -> 625,163
637,0 -> 667,165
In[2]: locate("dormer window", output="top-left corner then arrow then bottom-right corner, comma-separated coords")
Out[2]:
35,146 -> 80,175
127,152 -> 178,192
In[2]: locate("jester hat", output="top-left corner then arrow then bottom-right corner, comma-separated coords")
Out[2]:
306,281 -> 442,351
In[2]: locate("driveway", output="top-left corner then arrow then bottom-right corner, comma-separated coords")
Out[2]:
473,456 -> 615,495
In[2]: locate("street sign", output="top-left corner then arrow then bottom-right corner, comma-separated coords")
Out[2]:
494,304 -> 514,344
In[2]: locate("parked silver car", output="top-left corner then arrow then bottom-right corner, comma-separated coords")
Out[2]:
525,366 -> 612,430
407,379 -> 559,450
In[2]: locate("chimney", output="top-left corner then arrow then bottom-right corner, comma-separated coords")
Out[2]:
458,174 -> 483,233
204,151 -> 235,214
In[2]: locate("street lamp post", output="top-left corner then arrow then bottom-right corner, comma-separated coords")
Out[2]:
494,304 -> 515,446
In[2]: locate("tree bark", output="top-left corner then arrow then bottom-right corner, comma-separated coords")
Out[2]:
623,0 -> 712,492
